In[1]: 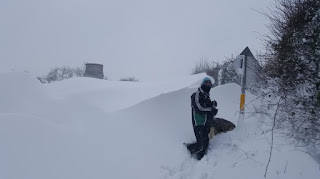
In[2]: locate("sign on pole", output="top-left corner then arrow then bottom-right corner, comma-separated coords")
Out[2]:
233,47 -> 260,116
233,55 -> 245,76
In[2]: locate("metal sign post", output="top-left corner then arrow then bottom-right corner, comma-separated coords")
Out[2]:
233,47 -> 260,137
240,55 -> 247,115
233,47 -> 259,116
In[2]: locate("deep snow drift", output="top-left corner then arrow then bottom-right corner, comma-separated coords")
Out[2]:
0,72 -> 319,179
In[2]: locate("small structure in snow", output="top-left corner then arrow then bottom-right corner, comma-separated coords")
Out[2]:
84,63 -> 104,79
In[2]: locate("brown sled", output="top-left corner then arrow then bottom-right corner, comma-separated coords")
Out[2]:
208,118 -> 236,139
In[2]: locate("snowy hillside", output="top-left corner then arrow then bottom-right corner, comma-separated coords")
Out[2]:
0,72 -> 319,179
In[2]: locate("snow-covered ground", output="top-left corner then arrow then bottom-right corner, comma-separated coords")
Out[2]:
0,72 -> 319,179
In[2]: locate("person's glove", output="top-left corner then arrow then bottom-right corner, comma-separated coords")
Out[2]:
211,107 -> 218,116
212,100 -> 217,107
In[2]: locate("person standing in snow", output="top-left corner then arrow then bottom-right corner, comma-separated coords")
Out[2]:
186,77 -> 218,160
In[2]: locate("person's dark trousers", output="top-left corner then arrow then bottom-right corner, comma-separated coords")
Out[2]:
187,125 -> 210,160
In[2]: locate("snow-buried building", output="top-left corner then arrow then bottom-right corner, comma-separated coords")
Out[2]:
84,63 -> 104,79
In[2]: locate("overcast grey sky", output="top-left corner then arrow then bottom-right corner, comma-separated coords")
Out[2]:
1,0 -> 272,81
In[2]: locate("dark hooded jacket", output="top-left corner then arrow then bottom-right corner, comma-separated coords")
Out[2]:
191,87 -> 214,126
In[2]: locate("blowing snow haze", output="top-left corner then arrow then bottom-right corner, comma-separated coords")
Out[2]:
1,0 -> 272,81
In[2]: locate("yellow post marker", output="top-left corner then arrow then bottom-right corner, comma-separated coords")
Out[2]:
240,93 -> 245,112
240,54 -> 247,115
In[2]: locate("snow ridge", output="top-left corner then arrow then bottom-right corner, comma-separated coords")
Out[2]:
0,72 -> 319,179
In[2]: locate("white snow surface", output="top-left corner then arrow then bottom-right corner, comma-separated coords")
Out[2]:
0,72 -> 319,179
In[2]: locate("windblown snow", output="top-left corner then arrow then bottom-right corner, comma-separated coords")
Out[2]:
0,72 -> 319,179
